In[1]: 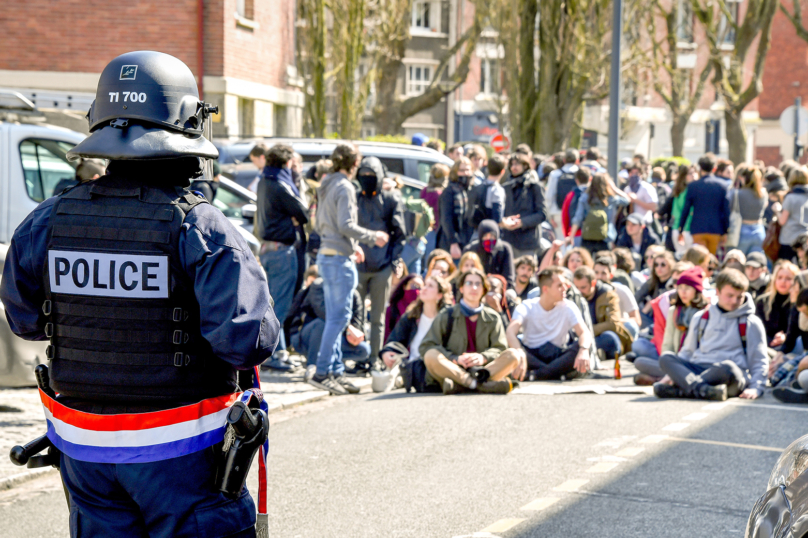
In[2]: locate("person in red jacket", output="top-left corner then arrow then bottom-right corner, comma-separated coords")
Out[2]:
561,168 -> 591,246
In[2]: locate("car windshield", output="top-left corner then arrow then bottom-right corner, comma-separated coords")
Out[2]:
212,185 -> 248,218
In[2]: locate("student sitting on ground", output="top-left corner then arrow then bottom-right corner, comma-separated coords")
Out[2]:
745,252 -> 770,300
633,267 -> 709,385
655,269 -> 768,401
593,256 -> 641,341
572,266 -> 633,364
420,268 -> 520,395
513,255 -> 539,301
506,267 -> 592,380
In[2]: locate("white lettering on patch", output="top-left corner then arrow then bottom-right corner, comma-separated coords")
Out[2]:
48,250 -> 169,299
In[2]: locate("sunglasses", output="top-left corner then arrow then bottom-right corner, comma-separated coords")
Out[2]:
464,280 -> 483,289
654,262 -> 668,268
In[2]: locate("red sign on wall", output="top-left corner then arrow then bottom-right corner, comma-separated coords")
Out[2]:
489,132 -> 511,153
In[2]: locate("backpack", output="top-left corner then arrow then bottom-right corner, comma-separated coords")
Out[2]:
569,186 -> 584,221
696,309 -> 747,353
556,171 -> 577,208
469,183 -> 493,228
581,200 -> 609,241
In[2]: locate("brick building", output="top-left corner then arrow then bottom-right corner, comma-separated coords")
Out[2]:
755,6 -> 808,166
0,0 -> 303,139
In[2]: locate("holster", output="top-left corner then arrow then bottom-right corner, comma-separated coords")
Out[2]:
216,394 -> 269,499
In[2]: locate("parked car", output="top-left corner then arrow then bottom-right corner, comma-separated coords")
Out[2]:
214,138 -> 454,191
746,432 -> 808,537
0,93 -> 258,386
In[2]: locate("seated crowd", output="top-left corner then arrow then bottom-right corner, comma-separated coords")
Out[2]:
256,139 -> 808,404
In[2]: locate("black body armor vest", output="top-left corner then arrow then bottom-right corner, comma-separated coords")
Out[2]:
42,177 -> 237,403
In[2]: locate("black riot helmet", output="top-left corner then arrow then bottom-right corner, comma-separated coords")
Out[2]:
357,156 -> 387,197
67,51 -> 219,161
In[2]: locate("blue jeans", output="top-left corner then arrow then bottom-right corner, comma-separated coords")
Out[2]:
737,223 -> 765,256
596,331 -> 622,359
315,254 -> 358,376
402,237 -> 426,275
632,337 -> 663,377
624,320 -> 640,341
292,318 -> 371,366
260,244 -> 298,353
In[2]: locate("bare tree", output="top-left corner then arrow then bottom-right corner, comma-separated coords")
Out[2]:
693,0 -> 778,164
332,0 -> 373,139
781,0 -> 808,42
296,0 -> 328,137
641,0 -> 712,157
371,0 -> 488,135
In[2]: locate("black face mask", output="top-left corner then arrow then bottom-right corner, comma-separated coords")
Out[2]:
358,173 -> 379,196
457,175 -> 471,188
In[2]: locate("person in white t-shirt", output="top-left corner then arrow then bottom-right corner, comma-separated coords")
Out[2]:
625,164 -> 658,224
593,256 -> 641,340
506,266 -> 592,380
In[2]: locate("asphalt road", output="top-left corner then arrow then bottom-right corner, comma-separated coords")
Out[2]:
1,379 -> 805,538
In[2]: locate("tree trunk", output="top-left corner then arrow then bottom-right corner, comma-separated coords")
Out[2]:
311,0 -> 326,137
670,114 -> 686,157
517,0 -> 537,147
724,108 -> 747,165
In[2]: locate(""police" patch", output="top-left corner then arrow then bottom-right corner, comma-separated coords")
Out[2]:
48,250 -> 169,299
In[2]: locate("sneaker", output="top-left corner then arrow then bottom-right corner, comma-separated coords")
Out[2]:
442,378 -> 467,395
261,357 -> 294,372
304,365 -> 316,383
634,373 -> 660,386
773,386 -> 808,404
653,382 -> 684,399
623,352 -> 637,363
478,379 -> 513,394
697,384 -> 727,401
307,373 -> 349,396
334,374 -> 361,394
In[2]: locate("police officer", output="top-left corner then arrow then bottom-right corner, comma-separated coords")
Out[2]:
0,51 -> 279,537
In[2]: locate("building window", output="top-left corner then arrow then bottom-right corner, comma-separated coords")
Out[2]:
236,0 -> 254,19
480,59 -> 498,96
676,0 -> 693,44
411,1 -> 440,32
407,65 -> 432,95
718,0 -> 740,46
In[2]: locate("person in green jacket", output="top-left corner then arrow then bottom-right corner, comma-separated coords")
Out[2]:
420,268 -> 520,394
671,165 -> 697,256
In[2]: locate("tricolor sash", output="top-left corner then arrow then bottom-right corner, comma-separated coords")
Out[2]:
39,366 -> 270,533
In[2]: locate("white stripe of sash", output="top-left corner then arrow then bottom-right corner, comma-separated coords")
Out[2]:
43,407 -> 230,448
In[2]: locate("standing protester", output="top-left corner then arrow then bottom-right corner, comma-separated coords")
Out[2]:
52,157 -> 107,194
501,152 -> 547,259
715,158 -> 735,186
447,144 -> 464,162
469,153 -> 507,227
0,51 -> 279,537
568,172 -> 631,254
561,167 -> 592,247
670,165 -> 696,256
255,143 -> 310,371
311,144 -> 389,395
546,149 -> 580,236
730,164 -> 767,256
355,157 -> 407,361
778,166 -> 808,263
437,157 -> 474,261
248,143 -> 267,193
624,164 -> 659,225
677,153 -> 730,255
467,144 -> 488,184
421,163 -> 449,266
190,159 -> 221,202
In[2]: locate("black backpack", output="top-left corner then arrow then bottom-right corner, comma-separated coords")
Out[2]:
556,171 -> 577,208
401,307 -> 457,393
469,183 -> 493,228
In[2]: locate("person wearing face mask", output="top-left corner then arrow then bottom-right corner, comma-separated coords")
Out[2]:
385,274 -> 424,342
355,156 -> 407,360
624,164 -> 658,226
501,152 -> 548,259
463,220 -> 515,289
437,157 -> 475,260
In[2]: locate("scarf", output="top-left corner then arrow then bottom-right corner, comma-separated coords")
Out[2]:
263,166 -> 301,197
459,299 -> 484,317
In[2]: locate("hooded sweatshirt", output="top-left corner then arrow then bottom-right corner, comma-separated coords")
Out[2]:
463,219 -> 515,288
355,157 -> 406,273
316,171 -> 377,257
677,293 -> 768,395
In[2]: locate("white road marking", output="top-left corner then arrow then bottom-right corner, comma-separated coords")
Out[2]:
586,455 -> 628,462
662,422 -> 690,432
727,401 -> 808,413
481,519 -> 525,533
520,498 -> 559,511
702,402 -> 729,411
594,435 -> 637,448
640,434 -> 670,444
554,479 -> 590,492
682,412 -> 709,421
615,447 -> 645,458
587,462 -> 620,473
664,437 -> 784,452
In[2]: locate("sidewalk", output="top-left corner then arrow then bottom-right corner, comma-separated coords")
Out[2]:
0,366 -> 372,488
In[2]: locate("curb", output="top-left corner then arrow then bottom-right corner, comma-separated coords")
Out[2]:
0,467 -> 57,491
265,390 -> 330,414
